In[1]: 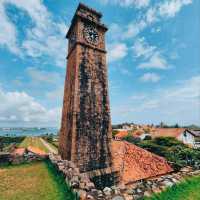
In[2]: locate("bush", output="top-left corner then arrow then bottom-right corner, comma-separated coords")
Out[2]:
112,130 -> 119,138
123,131 -> 141,144
143,135 -> 152,140
0,136 -> 25,152
124,136 -> 200,171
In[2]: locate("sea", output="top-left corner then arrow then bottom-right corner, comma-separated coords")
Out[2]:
0,127 -> 59,137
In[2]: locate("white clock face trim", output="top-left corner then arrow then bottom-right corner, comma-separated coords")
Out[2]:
83,25 -> 99,45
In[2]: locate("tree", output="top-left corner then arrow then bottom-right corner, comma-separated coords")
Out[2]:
174,123 -> 179,128
0,137 -> 3,151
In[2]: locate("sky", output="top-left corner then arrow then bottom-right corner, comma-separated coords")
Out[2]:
0,0 -> 199,127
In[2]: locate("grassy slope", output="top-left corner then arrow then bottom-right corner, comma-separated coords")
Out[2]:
0,161 -> 77,200
144,175 -> 200,200
41,138 -> 58,154
19,137 -> 49,153
48,141 -> 58,152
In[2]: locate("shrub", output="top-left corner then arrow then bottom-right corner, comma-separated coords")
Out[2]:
123,131 -> 141,144
0,136 -> 25,152
124,136 -> 200,171
112,130 -> 119,138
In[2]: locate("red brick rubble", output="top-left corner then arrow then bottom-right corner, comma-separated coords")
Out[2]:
112,141 -> 173,185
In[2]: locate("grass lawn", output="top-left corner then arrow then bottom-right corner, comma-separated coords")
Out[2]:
144,175 -> 200,200
46,141 -> 58,153
0,161 -> 77,200
41,138 -> 58,154
19,137 -> 49,153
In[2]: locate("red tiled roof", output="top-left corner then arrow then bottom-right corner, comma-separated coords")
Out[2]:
27,146 -> 47,157
115,130 -> 128,138
132,130 -> 144,137
112,141 -> 173,185
12,148 -> 26,156
151,128 -> 185,138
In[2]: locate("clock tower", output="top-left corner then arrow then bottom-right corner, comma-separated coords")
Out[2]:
59,3 -> 113,180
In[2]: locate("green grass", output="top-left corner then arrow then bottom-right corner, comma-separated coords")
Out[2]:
51,141 -> 59,148
43,139 -> 58,154
0,161 -> 77,200
144,175 -> 200,200
19,137 -> 49,153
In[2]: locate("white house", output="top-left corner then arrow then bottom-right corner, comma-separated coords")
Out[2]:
152,128 -> 200,149
181,130 -> 200,149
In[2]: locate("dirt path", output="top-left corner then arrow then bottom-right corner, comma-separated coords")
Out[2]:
40,138 -> 57,154
0,169 -> 5,173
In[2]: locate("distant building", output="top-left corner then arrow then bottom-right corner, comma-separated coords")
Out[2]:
122,124 -> 135,130
114,129 -> 128,140
138,133 -> 152,140
152,128 -> 200,148
182,130 -> 200,149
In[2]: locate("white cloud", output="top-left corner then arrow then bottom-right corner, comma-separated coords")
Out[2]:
123,20 -> 147,39
138,51 -> 168,69
46,86 -> 64,101
146,7 -> 158,24
0,1 -> 20,54
132,37 -> 156,59
140,72 -> 161,82
0,87 -> 61,126
132,38 -> 169,70
159,0 -> 192,18
26,67 -> 61,84
163,76 -> 200,100
99,0 -> 150,8
112,75 -> 200,125
121,0 -> 192,39
107,43 -> 128,63
138,75 -> 200,113
0,0 -> 68,67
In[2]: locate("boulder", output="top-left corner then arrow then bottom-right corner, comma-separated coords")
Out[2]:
103,187 -> 112,196
161,180 -> 174,187
85,182 -> 95,191
87,194 -> 95,200
118,183 -> 126,192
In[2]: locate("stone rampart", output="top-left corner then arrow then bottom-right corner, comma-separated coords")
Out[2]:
49,154 -> 200,200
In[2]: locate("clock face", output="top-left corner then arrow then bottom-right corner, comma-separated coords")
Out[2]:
83,25 -> 99,45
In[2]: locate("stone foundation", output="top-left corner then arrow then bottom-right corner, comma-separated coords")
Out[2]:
120,167 -> 200,200
49,154 -> 200,200
49,154 -> 124,200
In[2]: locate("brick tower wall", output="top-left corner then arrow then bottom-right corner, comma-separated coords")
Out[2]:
59,3 -> 113,174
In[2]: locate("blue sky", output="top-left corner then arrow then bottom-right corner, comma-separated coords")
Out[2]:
0,0 -> 199,127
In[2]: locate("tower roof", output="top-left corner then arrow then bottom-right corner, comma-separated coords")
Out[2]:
66,3 -> 107,39
76,3 -> 102,18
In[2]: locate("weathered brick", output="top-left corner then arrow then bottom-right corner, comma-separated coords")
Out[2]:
59,3 -> 112,176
